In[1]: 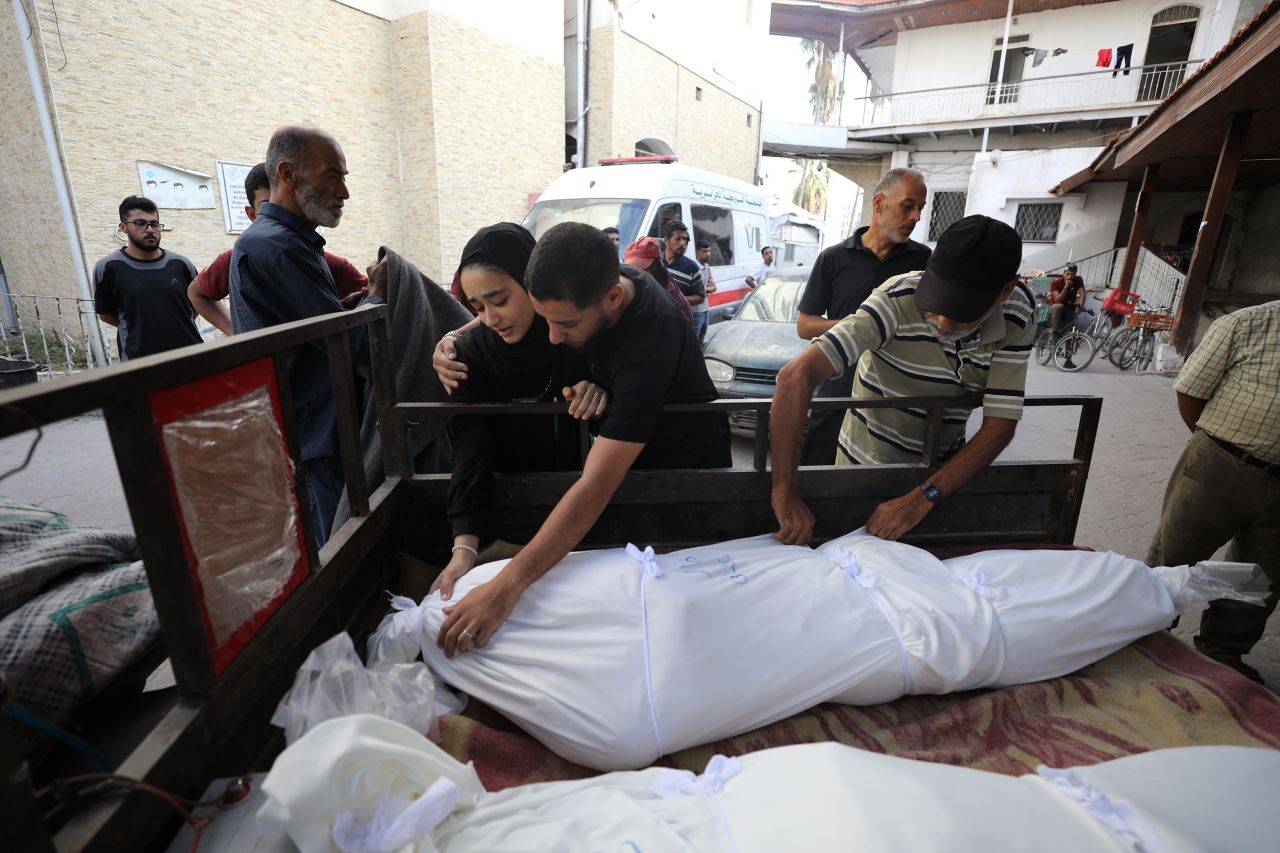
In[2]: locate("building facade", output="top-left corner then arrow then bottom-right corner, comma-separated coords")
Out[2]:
1,0 -> 766,321
769,0 -> 1247,273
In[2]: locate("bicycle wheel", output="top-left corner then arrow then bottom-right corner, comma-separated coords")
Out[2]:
1108,327 -> 1135,368
1053,333 -> 1095,372
1084,313 -> 1109,341
1135,334 -> 1156,373
1034,329 -> 1055,365
1116,332 -> 1144,371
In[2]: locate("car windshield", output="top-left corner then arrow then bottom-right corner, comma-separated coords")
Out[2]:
522,198 -> 649,247
736,278 -> 805,323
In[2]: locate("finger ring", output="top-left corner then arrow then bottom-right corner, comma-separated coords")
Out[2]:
461,629 -> 476,640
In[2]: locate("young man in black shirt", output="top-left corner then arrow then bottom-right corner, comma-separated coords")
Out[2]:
436,221 -> 730,656
94,195 -> 202,360
796,168 -> 932,464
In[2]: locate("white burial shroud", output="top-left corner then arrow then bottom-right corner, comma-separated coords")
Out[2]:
370,529 -> 1259,771
258,715 -> 1280,853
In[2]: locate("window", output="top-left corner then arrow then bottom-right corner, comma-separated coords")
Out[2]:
1153,4 -> 1200,25
737,278 -> 804,324
522,197 -> 649,245
647,202 -> 682,239
695,86 -> 703,101
747,113 -> 753,127
692,204 -> 734,265
1014,202 -> 1063,243
928,191 -> 967,241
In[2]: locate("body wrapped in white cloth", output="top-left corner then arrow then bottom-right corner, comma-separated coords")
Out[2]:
258,714 -> 1280,853
370,529 -> 1261,770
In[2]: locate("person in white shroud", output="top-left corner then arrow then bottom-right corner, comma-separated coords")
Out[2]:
369,526 -> 1265,772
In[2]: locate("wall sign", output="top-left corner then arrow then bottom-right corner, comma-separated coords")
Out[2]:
136,161 -> 216,210
216,160 -> 256,234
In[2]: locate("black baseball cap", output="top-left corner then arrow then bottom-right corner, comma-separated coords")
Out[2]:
916,215 -> 1022,323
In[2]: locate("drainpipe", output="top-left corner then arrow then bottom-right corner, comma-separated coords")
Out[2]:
1204,0 -> 1225,57
569,0 -> 590,167
12,0 -> 105,367
982,0 -> 1015,155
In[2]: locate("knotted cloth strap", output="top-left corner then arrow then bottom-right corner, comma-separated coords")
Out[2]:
833,547 -> 913,695
1037,766 -> 1167,853
332,776 -> 462,853
626,543 -> 665,759
652,755 -> 742,853
959,568 -> 997,602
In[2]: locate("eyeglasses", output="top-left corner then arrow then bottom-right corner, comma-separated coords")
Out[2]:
127,219 -> 163,231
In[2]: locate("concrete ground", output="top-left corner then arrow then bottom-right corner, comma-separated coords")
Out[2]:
2,354 -> 1275,687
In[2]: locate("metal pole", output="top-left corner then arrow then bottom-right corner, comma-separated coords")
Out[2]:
837,21 -> 847,126
983,0 -> 1015,155
12,0 -> 107,369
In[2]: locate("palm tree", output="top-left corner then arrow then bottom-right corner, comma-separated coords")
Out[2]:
792,38 -> 842,217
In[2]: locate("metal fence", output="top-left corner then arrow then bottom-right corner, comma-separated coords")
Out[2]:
855,61 -> 1200,128
1043,246 -> 1185,312
0,294 -> 117,378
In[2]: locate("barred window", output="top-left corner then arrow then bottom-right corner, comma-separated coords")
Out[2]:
1015,202 -> 1063,243
928,191 -> 967,241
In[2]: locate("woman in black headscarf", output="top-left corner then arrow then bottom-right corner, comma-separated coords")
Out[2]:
436,223 -> 606,598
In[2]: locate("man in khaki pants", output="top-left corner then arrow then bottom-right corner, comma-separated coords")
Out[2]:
1147,301 -> 1280,682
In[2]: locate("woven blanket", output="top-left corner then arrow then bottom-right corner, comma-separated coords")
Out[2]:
438,631 -> 1280,791
0,498 -> 158,756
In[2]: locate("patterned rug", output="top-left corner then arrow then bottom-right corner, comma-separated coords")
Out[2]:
439,630 -> 1280,791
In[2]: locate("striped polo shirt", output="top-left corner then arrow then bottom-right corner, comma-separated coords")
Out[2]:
813,272 -> 1035,465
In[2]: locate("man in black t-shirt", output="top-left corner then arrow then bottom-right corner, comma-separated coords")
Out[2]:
94,195 -> 201,360
435,221 -> 730,657
796,168 -> 932,464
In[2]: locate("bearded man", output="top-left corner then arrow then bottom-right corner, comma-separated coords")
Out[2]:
230,126 -> 386,545
769,215 -> 1035,544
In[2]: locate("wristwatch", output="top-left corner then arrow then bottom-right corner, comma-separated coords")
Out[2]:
919,482 -> 943,504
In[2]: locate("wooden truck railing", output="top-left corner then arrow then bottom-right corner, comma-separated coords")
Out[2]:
0,307 -> 1099,851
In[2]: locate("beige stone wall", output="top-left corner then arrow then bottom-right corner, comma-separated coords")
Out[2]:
27,0 -> 404,296
0,3 -> 80,304
391,10 -> 442,275
424,11 -> 565,279
588,26 -> 760,184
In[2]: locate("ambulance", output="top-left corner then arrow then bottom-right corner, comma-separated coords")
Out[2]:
522,158 -> 770,323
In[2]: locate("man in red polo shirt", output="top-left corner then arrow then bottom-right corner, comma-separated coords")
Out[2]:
188,162 -> 367,335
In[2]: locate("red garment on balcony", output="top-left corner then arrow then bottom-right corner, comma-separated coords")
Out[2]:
1097,48 -> 1113,67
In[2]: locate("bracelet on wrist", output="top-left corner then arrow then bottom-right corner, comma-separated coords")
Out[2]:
451,543 -> 478,557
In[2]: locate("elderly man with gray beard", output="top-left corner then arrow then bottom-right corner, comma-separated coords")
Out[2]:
770,215 -> 1035,544
231,126 -> 386,546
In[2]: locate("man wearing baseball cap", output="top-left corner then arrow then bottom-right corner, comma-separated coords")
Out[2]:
770,214 -> 1035,544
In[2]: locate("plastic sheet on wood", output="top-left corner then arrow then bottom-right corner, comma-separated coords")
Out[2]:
161,385 -> 300,649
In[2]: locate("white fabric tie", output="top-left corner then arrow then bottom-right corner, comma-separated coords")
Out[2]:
652,755 -> 741,852
1037,766 -> 1167,853
960,568 -> 998,602
626,543 -> 664,577
380,594 -> 426,635
626,543 -> 665,759
332,776 -> 461,853
834,547 -> 913,695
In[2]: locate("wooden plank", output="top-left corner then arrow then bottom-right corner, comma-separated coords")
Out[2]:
1116,163 -> 1159,294
1172,111 -> 1253,350
102,401 -> 218,697
55,479 -> 406,853
326,332 -> 369,517
0,305 -> 386,439
1060,396 -> 1103,543
367,315 -> 410,480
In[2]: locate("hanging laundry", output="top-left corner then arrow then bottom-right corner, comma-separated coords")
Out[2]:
1053,48 -> 1068,57
1032,49 -> 1048,67
1097,48 -> 1113,67
1113,43 -> 1133,77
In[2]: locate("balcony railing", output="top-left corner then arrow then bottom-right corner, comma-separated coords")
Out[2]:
854,61 -> 1201,129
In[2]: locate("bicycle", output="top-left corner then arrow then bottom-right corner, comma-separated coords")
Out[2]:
1033,306 -> 1097,372
1115,311 -> 1175,372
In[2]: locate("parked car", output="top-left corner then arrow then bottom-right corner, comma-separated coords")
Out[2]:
701,275 -> 808,435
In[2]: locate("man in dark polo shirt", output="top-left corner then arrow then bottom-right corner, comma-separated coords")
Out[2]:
797,167 -> 931,464
93,195 -> 202,360
435,221 -> 730,657
230,126 -> 385,545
